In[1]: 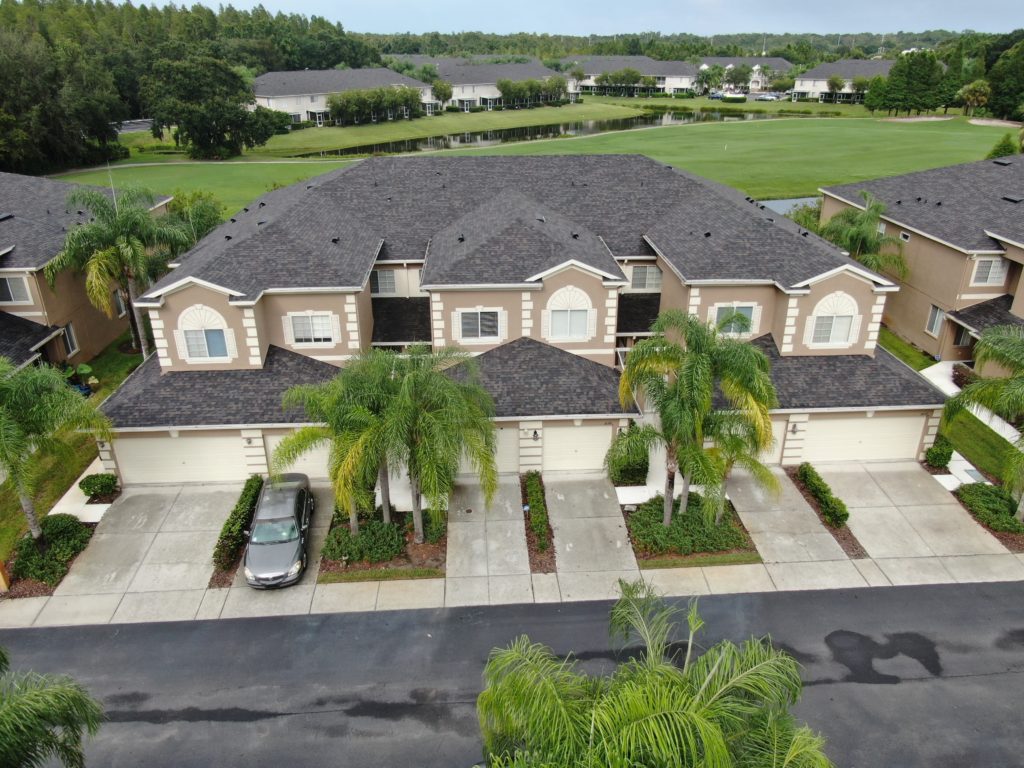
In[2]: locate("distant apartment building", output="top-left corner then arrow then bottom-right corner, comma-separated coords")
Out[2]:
792,59 -> 895,102
699,57 -> 794,91
560,55 -> 697,95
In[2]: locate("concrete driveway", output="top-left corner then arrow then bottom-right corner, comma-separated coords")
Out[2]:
816,462 -> 1024,586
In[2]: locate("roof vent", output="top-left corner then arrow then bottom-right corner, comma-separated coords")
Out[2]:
993,159 -> 1013,166
802,231 -> 809,237
916,196 -> 922,202
243,207 -> 249,212
76,210 -> 83,215
331,237 -> 340,244
306,185 -> 314,189
257,220 -> 267,226
895,200 -> 902,205
457,233 -> 465,243
0,213 -> 12,223
767,217 -> 774,223
258,201 -> 266,208
935,201 -> 942,206
1002,195 -> 1023,204
230,218 -> 237,223
536,215 -> 546,223
224,235 -> 232,241
571,232 -> 580,239
704,232 -> 711,238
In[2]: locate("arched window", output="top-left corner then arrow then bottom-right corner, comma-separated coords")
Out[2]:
543,285 -> 596,342
173,305 -> 237,362
805,291 -> 861,349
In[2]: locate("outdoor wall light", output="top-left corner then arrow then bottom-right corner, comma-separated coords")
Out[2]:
789,423 -> 801,435
532,430 -> 539,441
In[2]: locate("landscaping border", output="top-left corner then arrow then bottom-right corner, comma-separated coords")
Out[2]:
208,474 -> 264,588
520,471 -> 555,573
785,465 -> 868,559
952,483 -> 1024,553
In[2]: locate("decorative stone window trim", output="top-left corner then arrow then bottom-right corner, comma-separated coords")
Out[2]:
803,291 -> 861,350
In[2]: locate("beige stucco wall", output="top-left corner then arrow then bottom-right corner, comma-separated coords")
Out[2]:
691,284 -> 777,340
371,265 -> 426,298
153,284 -> 253,372
259,293 -> 351,364
354,288 -> 374,353
31,269 -> 127,363
787,271 -> 881,357
657,259 -> 689,315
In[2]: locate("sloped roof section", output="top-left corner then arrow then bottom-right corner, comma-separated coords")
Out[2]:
391,56 -> 562,85
701,57 -> 793,71
561,55 -> 697,77
0,313 -> 60,367
949,295 -> 1024,334
798,59 -> 896,80
254,68 -> 426,97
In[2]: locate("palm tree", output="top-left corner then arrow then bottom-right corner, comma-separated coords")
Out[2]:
0,645 -> 104,768
478,579 -> 833,768
944,325 -> 1024,519
706,410 -> 780,524
44,187 -> 190,358
0,358 -> 111,541
609,310 -> 777,527
819,190 -> 908,279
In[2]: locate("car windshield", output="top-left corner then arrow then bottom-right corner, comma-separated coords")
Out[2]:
250,518 -> 298,545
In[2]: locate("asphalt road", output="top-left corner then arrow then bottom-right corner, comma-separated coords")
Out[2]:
3,581 -> 1023,767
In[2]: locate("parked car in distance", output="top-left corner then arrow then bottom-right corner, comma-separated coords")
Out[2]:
756,93 -> 779,101
243,473 -> 314,589
708,90 -> 724,100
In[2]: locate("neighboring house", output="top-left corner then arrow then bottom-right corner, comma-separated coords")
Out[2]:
0,173 -> 169,367
792,59 -> 895,102
820,157 -> 1024,368
699,57 -> 793,91
392,55 -> 569,110
560,55 -> 697,95
253,68 -> 434,123
98,155 -> 944,486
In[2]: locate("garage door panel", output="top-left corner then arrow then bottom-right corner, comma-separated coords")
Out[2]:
543,425 -> 612,473
459,426 -> 519,476
265,433 -> 330,479
802,414 -> 924,463
762,418 -> 787,465
115,435 -> 249,484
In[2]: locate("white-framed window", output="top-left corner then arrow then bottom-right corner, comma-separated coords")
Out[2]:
804,291 -> 861,349
899,231 -> 911,243
282,312 -> 341,348
715,304 -> 756,335
173,304 -> 237,363
0,276 -> 30,304
954,325 -> 972,347
113,289 -> 126,318
630,265 -> 662,291
459,310 -> 500,340
925,305 -> 944,337
542,285 -> 596,343
370,270 -> 397,295
61,323 -> 79,357
971,257 -> 1008,286
876,221 -> 886,235
550,308 -> 590,339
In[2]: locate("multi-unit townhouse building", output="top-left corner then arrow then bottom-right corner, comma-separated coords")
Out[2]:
560,55 -> 698,95
699,57 -> 793,91
98,155 -> 944,486
0,173 -> 169,368
792,59 -> 895,102
820,157 -> 1024,369
253,68 -> 434,124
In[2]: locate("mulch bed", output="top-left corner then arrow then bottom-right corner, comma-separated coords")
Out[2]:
921,463 -> 951,477
784,467 -> 868,559
987,530 -> 1024,553
519,475 -> 556,574
86,490 -> 121,504
319,510 -> 447,576
1,523 -> 97,600
208,561 -> 239,589
622,501 -> 759,565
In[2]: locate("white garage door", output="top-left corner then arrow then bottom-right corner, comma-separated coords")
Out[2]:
264,433 -> 331,479
761,417 -> 787,465
114,434 -> 248,484
802,413 -> 925,463
459,426 -> 519,476
543,424 -> 612,474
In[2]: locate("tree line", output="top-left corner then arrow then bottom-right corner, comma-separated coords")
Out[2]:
327,86 -> 425,125
495,76 -> 568,105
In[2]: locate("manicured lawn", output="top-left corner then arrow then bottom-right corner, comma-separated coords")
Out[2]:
942,411 -> 1015,481
879,327 -> 934,371
461,117 -> 1006,198
0,332 -> 143,563
587,94 -> 967,118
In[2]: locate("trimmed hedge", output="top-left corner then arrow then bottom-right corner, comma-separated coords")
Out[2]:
78,473 -> 118,498
955,483 -> 1024,533
925,436 -> 954,469
212,475 -> 264,571
627,494 -> 745,556
322,519 -> 404,563
11,514 -> 92,586
523,471 -> 550,551
796,463 -> 849,527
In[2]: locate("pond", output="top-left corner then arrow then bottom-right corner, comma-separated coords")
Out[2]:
297,109 -> 785,158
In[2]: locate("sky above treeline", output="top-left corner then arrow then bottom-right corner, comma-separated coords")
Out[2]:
207,0 -> 1007,36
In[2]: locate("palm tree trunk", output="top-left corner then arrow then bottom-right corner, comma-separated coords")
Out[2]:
348,496 -> 359,536
410,472 -> 425,544
127,280 -> 150,358
678,469 -> 693,518
378,462 -> 392,524
19,491 -> 42,541
663,454 -> 677,528
1016,493 -> 1024,523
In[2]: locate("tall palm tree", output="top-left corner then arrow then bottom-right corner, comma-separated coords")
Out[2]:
0,358 -> 111,541
944,325 -> 1024,519
44,187 -> 189,358
478,579 -> 833,768
819,190 -> 908,279
610,310 -> 777,527
0,645 -> 104,768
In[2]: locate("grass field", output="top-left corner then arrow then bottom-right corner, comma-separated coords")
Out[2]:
879,327 -> 934,371
586,94 -> 967,118
61,117 -> 1005,212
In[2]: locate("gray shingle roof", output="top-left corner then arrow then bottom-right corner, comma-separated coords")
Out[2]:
101,345 -> 338,428
798,59 -> 895,80
949,295 -> 1024,334
0,173 -> 169,271
701,57 -> 793,72
750,335 -> 945,409
822,158 -> 1024,252
0,313 -> 60,367
450,337 -> 634,418
371,297 -> 431,343
420,188 -> 624,286
560,55 -> 698,78
616,293 -> 661,334
253,68 -> 427,97
391,56 -> 561,85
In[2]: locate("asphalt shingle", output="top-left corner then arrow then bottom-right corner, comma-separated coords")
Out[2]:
560,55 -> 697,78
798,59 -> 896,80
949,295 -> 1024,334
0,313 -> 60,367
391,56 -> 562,85
253,68 -> 427,97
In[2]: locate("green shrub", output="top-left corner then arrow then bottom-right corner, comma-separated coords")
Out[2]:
607,424 -> 650,486
445,105 -> 461,113
425,513 -> 447,544
925,436 -> 954,469
212,475 -> 264,571
10,514 -> 93,586
955,483 -> 1024,533
78,473 -> 118,497
627,494 -> 745,556
796,463 -> 849,527
523,471 -> 550,551
721,94 -> 748,103
322,519 -> 404,563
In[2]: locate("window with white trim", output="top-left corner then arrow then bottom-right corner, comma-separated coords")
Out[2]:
925,305 -> 944,337
551,309 -> 589,339
184,328 -> 228,358
971,257 -> 1007,286
542,285 -> 596,343
459,310 -> 499,339
370,269 -> 396,295
61,323 -> 79,357
812,315 -> 853,344
292,313 -> 333,344
0,276 -> 30,304
630,265 -> 662,291
876,222 -> 886,235
715,304 -> 755,335
805,291 -> 861,349
954,325 -> 972,347
113,290 -> 126,318
174,304 -> 236,363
